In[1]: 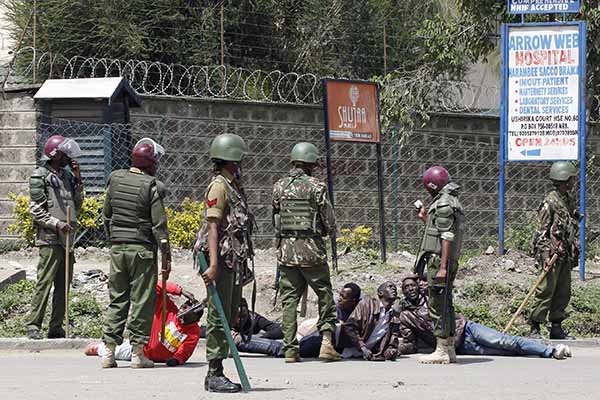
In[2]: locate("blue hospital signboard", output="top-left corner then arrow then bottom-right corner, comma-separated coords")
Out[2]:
500,20 -> 587,279
504,24 -> 584,161
507,0 -> 580,14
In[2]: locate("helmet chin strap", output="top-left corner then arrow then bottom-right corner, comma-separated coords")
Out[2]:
234,163 -> 243,180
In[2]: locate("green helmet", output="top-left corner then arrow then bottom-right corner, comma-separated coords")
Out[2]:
210,134 -> 247,162
549,161 -> 577,182
290,142 -> 318,164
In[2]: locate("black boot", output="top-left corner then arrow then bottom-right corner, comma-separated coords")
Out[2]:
205,360 -> 242,393
550,322 -> 575,340
529,321 -> 543,339
47,327 -> 66,339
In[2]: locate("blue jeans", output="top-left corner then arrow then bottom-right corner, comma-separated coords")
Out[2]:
299,331 -> 322,357
459,321 -> 554,358
236,333 -> 323,358
237,332 -> 335,358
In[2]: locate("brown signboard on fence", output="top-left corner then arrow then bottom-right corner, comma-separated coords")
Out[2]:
324,79 -> 381,143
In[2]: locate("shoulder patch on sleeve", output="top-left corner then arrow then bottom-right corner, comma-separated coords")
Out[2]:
206,198 -> 217,207
205,180 -> 226,208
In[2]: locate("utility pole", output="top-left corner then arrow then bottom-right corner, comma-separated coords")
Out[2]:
33,0 -> 37,83
220,1 -> 225,95
220,1 -> 224,66
383,20 -> 387,75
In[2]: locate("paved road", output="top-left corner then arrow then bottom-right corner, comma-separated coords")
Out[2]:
1,346 -> 599,400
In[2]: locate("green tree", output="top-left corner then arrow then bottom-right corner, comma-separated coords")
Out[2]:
455,0 -> 600,119
2,0 -> 482,80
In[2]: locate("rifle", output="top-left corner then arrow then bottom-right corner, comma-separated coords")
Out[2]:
197,252 -> 251,393
271,265 -> 281,307
299,287 -> 308,317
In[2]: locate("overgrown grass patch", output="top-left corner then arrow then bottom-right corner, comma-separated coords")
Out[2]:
456,279 -> 600,338
0,280 -> 104,338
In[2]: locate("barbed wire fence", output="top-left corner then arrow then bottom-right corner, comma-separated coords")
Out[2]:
7,48 -> 599,118
4,48 -> 600,120
2,48 -> 507,109
34,116 -> 600,255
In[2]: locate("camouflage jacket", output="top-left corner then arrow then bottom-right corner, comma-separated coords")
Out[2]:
533,190 -> 580,261
272,168 -> 335,267
195,173 -> 254,273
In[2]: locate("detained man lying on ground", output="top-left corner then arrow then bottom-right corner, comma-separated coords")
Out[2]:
398,275 -> 572,360
85,281 -> 203,366
233,283 -> 362,358
340,281 -> 401,361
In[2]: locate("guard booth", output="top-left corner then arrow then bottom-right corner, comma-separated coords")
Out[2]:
34,77 -> 142,194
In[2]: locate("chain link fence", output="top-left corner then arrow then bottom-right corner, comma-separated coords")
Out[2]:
32,115 -> 600,253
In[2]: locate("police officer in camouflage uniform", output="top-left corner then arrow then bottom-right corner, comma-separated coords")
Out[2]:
273,142 -> 340,363
413,165 -> 464,364
529,161 -> 579,340
197,133 -> 253,393
26,135 -> 84,340
101,138 -> 171,369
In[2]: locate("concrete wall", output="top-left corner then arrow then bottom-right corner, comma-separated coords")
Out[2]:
0,92 -> 37,238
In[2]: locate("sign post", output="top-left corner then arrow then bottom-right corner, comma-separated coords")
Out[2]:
323,79 -> 387,264
500,20 -> 587,279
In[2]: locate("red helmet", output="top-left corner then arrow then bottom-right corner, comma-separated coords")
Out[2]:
132,138 -> 165,175
423,166 -> 450,195
43,135 -> 66,160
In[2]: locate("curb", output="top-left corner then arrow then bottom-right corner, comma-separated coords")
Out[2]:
0,338 -> 94,351
548,339 -> 600,348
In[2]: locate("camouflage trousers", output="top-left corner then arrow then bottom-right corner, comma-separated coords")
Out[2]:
530,253 -> 572,324
279,264 -> 336,358
426,255 -> 458,338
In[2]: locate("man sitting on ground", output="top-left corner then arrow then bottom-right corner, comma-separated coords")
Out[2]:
398,275 -> 571,360
341,281 -> 401,361
85,281 -> 202,366
294,282 -> 362,358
